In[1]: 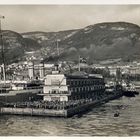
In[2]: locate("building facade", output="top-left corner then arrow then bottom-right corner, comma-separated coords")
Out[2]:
43,71 -> 105,102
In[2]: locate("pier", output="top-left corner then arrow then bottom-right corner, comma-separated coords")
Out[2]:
0,93 -> 123,117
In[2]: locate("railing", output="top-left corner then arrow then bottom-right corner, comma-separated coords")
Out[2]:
47,91 -> 69,95
24,86 -> 43,90
2,99 -> 94,110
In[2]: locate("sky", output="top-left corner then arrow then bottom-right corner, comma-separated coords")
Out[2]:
0,5 -> 140,33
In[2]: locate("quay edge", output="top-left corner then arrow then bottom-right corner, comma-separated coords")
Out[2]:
0,93 -> 123,118
67,93 -> 123,117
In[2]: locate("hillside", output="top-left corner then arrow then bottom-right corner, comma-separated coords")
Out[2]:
0,30 -> 41,64
22,22 -> 140,63
1,22 -> 140,64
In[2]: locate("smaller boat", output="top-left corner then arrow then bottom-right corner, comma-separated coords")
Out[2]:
122,82 -> 139,97
123,91 -> 135,97
114,111 -> 120,117
133,90 -> 139,95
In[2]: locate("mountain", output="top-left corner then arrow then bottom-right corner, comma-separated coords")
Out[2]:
22,30 -> 79,59
0,30 -> 41,64
1,22 -> 140,64
22,22 -> 140,63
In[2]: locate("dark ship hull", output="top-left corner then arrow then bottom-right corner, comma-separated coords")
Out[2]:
123,90 -> 139,97
123,91 -> 135,97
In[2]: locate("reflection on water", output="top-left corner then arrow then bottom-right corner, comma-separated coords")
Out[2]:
1,94 -> 140,136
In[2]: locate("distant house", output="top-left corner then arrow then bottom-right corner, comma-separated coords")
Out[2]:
108,66 -> 117,76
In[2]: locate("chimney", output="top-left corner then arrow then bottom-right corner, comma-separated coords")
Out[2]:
39,62 -> 44,79
54,64 -> 59,71
28,61 -> 34,79
52,64 -> 59,74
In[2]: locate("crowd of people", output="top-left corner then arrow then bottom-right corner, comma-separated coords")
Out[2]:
4,98 -> 96,110
3,91 -> 118,110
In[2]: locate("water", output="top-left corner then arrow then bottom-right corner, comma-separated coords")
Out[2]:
0,94 -> 140,136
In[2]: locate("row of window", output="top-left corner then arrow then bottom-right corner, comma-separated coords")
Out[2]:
69,91 -> 103,100
67,79 -> 104,86
51,79 -> 60,85
48,90 -> 67,94
69,85 -> 104,93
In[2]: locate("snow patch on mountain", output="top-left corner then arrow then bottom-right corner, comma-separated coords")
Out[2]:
63,31 -> 77,39
111,27 -> 125,30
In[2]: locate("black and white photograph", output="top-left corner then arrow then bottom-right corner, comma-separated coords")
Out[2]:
0,1 -> 140,136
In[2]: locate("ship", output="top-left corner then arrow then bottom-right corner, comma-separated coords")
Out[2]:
121,71 -> 139,97
122,82 -> 139,97
0,80 -> 43,103
0,16 -> 43,103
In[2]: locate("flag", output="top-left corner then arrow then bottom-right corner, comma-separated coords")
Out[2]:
79,56 -> 87,63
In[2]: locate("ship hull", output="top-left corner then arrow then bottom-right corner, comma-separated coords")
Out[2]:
0,88 -> 43,103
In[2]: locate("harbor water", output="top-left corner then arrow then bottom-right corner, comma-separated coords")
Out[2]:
0,92 -> 140,136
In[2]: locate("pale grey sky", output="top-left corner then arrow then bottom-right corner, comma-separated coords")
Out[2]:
0,5 -> 140,33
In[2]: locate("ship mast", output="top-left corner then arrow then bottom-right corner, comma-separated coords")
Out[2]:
78,55 -> 81,71
56,39 -> 60,70
0,16 -> 6,83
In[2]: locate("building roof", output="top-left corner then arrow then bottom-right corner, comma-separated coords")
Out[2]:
65,71 -> 103,79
